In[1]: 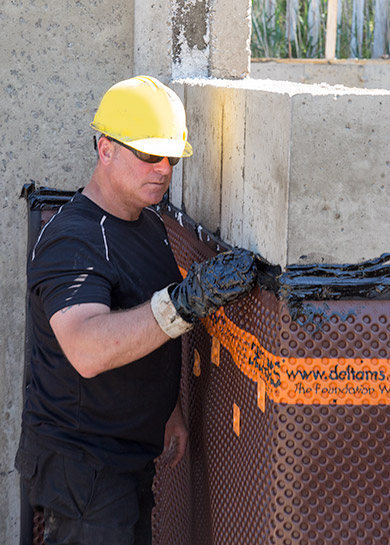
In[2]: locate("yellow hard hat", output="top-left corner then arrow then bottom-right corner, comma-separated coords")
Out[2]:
90,76 -> 193,158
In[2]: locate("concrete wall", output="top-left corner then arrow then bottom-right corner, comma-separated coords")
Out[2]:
1,1 -> 134,543
170,78 -> 390,266
251,59 -> 390,90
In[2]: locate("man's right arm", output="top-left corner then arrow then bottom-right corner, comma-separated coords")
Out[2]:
50,301 -> 171,379
50,248 -> 258,379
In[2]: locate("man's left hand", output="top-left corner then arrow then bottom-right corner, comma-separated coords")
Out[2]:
163,399 -> 188,468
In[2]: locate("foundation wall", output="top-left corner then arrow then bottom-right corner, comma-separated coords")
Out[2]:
170,78 -> 390,267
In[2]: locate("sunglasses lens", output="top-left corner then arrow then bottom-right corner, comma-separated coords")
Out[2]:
108,138 -> 181,166
168,157 -> 181,166
132,149 -> 161,163
135,149 -> 181,166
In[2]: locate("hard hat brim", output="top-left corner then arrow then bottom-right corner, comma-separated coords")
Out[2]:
121,137 -> 193,159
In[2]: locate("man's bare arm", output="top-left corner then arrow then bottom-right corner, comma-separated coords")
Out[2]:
50,302 -> 170,379
50,248 -> 258,379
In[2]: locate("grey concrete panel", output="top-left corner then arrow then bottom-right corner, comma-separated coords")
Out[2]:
181,83 -> 224,234
133,0 -> 171,82
288,92 -> 390,264
220,87 -> 246,247
209,0 -> 251,79
169,82 -> 186,209
243,89 -> 290,266
303,62 -> 365,87
363,61 -> 390,89
0,1 -> 135,543
0,200 -> 27,544
251,59 -> 307,82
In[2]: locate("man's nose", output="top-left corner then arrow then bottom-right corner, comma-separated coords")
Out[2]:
154,157 -> 172,173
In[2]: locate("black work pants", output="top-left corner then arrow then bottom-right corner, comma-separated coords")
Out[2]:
15,433 -> 155,545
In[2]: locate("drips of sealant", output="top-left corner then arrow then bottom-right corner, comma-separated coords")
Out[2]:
289,301 -> 362,335
255,255 -> 281,292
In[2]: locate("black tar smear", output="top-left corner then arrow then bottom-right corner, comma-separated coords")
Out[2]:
278,253 -> 390,305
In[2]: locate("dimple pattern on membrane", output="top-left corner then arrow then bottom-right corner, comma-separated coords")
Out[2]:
151,213 -> 390,545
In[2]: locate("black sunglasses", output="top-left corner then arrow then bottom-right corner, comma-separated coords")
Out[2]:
96,136 -> 181,166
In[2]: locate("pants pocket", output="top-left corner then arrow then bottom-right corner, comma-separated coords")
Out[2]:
63,456 -> 98,518
15,447 -> 38,481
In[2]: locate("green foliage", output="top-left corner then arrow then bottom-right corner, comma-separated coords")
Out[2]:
251,0 -> 384,59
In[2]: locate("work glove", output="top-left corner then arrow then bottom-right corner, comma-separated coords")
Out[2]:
151,248 -> 257,338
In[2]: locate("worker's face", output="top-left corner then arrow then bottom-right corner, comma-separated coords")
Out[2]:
108,139 -> 173,216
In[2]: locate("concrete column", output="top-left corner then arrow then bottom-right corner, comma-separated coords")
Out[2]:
209,0 -> 251,79
172,0 -> 209,79
133,0 -> 251,81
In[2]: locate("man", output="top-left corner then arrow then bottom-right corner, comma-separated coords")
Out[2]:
16,76 -> 257,545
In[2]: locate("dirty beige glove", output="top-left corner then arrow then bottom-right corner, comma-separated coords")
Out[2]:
151,248 -> 257,338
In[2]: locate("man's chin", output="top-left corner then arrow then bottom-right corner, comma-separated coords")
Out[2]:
145,187 -> 169,205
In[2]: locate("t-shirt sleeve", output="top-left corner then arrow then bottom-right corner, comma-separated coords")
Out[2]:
28,233 -> 115,320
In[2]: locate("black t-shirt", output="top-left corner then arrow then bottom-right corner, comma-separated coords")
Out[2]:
23,191 -> 183,471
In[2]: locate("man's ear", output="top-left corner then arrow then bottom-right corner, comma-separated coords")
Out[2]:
97,136 -> 115,165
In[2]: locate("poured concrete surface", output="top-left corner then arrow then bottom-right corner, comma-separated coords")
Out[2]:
289,92 -> 390,263
242,89 -> 290,266
209,0 -> 251,79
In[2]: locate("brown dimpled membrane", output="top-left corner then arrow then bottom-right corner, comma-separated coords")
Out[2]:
154,207 -> 390,545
